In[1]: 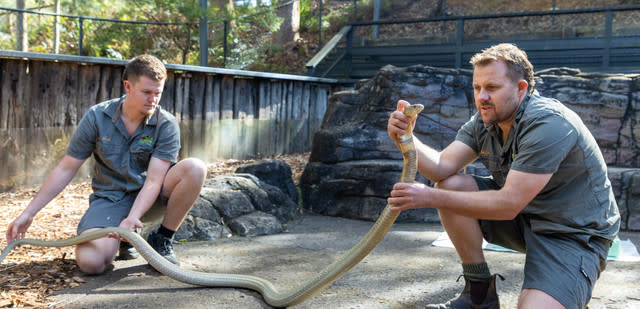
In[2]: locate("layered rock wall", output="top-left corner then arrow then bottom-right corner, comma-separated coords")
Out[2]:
301,65 -> 640,231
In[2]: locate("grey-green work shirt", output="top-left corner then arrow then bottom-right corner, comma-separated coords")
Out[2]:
456,93 -> 620,240
66,96 -> 181,202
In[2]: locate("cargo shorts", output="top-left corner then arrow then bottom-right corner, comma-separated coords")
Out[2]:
473,175 -> 611,309
77,192 -> 168,236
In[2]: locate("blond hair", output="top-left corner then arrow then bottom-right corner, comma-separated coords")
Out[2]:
470,43 -> 535,93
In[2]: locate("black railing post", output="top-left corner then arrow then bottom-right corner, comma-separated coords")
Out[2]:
199,0 -> 208,67
353,0 -> 357,22
78,16 -> 84,56
603,9 -> 612,70
318,0 -> 323,46
346,26 -> 354,78
455,18 -> 464,68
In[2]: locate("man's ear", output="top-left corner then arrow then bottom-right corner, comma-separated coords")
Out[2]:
123,80 -> 131,93
517,80 -> 529,95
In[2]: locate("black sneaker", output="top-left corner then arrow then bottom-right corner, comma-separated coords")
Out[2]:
116,241 -> 139,260
146,230 -> 180,266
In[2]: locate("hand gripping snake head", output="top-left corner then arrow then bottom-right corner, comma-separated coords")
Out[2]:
400,103 -> 424,141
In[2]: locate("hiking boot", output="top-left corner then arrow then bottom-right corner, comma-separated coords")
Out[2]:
146,230 -> 180,266
425,274 -> 504,309
116,241 -> 139,260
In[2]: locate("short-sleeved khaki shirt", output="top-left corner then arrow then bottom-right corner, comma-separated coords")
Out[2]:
66,96 -> 180,202
456,93 -> 620,240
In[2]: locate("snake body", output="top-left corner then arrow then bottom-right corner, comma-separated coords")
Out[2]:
1,104 -> 424,308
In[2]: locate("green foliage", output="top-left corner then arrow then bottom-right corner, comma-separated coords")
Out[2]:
217,1 -> 282,69
0,0 -> 336,71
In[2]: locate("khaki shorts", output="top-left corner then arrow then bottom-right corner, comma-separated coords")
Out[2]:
473,175 -> 611,309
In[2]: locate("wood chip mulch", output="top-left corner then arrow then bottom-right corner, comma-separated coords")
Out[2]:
0,153 -> 309,308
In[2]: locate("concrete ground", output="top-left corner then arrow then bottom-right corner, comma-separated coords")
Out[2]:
54,215 -> 640,309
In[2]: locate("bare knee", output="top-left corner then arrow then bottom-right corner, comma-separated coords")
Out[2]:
177,157 -> 207,183
75,249 -> 112,275
435,174 -> 479,220
519,289 -> 566,309
76,256 -> 110,275
435,174 -> 479,192
74,237 -> 118,275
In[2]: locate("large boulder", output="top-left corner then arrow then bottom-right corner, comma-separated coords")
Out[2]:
176,167 -> 302,240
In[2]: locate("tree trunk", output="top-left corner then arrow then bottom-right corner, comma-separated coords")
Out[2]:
16,0 -> 27,51
227,0 -> 236,29
277,0 -> 300,45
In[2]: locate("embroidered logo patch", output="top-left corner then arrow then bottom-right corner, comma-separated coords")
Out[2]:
141,136 -> 153,145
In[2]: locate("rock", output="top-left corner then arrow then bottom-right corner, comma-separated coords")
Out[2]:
188,197 -> 222,222
254,182 -> 301,222
227,211 -> 283,237
178,174 -> 300,241
200,187 -> 255,219
176,215 -> 230,241
235,160 -> 299,203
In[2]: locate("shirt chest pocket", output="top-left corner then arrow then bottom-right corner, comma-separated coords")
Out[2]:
479,153 -> 511,186
96,139 -> 123,168
130,142 -> 153,170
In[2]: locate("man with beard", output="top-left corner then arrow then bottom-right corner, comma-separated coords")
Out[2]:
387,43 -> 619,308
6,54 -> 206,274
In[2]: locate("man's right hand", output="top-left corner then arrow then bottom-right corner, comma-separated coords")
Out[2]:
388,100 -> 414,145
6,213 -> 34,244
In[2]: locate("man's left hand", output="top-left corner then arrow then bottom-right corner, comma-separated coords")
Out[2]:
108,217 -> 144,241
388,182 -> 431,211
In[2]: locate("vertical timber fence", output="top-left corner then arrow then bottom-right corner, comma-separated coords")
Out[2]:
0,51 -> 338,191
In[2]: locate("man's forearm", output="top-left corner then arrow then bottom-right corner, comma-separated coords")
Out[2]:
431,187 -> 521,220
127,181 -> 163,220
415,140 -> 478,184
415,140 -> 457,182
23,156 -> 82,217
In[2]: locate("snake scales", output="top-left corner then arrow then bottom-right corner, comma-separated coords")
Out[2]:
1,104 -> 424,308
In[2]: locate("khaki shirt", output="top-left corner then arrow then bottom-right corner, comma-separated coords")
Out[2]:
456,93 -> 620,240
67,96 -> 180,202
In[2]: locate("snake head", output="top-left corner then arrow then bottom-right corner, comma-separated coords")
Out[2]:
402,104 -> 424,118
398,103 -> 424,142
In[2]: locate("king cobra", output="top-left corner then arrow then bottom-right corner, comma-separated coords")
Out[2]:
1,104 -> 424,308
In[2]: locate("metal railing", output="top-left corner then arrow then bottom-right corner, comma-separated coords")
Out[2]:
0,6 -> 189,57
309,5 -> 640,78
0,4 -> 287,68
305,25 -> 352,77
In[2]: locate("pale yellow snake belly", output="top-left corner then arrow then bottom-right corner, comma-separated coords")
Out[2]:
1,104 -> 424,308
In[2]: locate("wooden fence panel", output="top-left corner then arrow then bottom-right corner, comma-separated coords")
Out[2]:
190,74 -> 205,121
0,60 -> 28,129
0,54 -> 336,191
159,71 -> 175,114
204,75 -> 220,121
221,75 -> 234,120
76,65 -> 101,125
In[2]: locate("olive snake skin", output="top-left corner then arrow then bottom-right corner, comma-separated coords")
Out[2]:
1,104 -> 424,308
